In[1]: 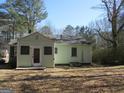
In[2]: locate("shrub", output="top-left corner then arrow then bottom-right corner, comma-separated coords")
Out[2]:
93,46 -> 124,66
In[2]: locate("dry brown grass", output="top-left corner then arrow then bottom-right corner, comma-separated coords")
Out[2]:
0,66 -> 124,93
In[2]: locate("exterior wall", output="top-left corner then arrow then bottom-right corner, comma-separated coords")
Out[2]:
54,43 -> 92,64
83,45 -> 92,63
17,32 -> 54,68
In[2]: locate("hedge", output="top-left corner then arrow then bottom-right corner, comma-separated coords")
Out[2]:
93,46 -> 124,66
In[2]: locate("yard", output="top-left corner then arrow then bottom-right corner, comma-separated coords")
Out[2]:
0,66 -> 124,93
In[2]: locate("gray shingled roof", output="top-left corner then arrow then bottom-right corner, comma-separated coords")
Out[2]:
9,33 -> 92,45
55,38 -> 91,45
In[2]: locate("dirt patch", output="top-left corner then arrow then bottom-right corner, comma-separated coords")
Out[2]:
0,66 -> 124,93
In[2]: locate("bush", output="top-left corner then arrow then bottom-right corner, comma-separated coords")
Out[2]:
93,46 -> 124,66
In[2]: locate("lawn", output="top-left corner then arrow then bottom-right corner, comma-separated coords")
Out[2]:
0,66 -> 124,93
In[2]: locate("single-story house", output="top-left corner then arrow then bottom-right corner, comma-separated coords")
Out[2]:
9,32 -> 92,68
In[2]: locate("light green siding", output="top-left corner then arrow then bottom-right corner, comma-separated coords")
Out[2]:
17,55 -> 32,67
17,32 -> 54,68
83,46 -> 92,63
54,43 -> 92,64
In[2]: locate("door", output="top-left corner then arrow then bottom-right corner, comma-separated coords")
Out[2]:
33,48 -> 41,66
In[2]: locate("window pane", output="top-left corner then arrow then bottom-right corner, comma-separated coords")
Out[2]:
44,46 -> 52,55
72,47 -> 77,57
33,48 -> 40,63
21,46 -> 30,55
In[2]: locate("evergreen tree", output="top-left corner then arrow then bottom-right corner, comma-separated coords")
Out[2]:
0,0 -> 47,34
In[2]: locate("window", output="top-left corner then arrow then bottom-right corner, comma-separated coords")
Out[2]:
44,46 -> 52,55
71,47 -> 77,57
55,47 -> 58,54
21,46 -> 30,55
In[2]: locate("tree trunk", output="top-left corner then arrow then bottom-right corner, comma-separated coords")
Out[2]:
112,21 -> 118,48
112,18 -> 118,48
112,0 -> 118,48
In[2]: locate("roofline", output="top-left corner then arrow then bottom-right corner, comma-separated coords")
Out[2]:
54,39 -> 92,45
55,42 -> 92,45
18,31 -> 54,42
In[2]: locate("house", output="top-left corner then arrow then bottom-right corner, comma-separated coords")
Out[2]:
10,32 -> 54,68
9,32 -> 92,68
54,39 -> 92,65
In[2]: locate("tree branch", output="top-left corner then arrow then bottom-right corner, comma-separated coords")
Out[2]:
95,28 -> 113,43
94,21 -> 113,43
102,0 -> 112,22
116,0 -> 124,14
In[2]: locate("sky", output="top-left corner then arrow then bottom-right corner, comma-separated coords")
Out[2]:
0,0 -> 5,3
41,0 -> 102,29
0,0 -> 102,29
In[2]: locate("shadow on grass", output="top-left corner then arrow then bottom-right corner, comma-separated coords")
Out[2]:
0,69 -> 124,93
18,82 -> 39,93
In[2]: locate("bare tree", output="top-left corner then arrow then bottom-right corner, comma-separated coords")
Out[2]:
95,0 -> 124,48
40,25 -> 53,37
